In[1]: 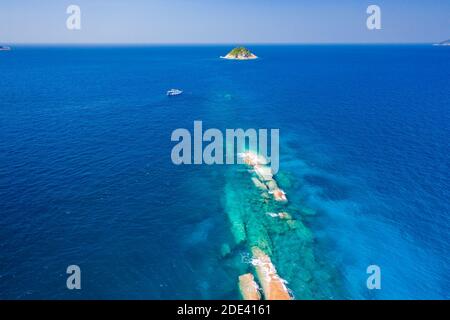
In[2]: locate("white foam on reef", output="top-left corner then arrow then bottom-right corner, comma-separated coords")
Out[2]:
227,151 -> 299,299
266,212 -> 292,219
239,151 -> 288,202
238,152 -> 269,167
266,212 -> 279,218
250,247 -> 292,300
241,252 -> 253,264
226,146 -> 339,299
269,188 -> 287,202
250,257 -> 283,287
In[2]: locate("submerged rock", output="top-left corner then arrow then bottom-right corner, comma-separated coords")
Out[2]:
247,217 -> 273,256
225,183 -> 247,244
220,243 -> 232,258
251,177 -> 268,191
301,207 -> 317,216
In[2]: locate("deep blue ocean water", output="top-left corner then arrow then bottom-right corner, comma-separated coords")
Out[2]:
0,45 -> 449,299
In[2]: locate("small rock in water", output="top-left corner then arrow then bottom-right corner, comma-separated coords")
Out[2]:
301,207 -> 317,216
220,243 -> 232,258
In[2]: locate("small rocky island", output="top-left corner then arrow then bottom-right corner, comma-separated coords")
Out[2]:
433,39 -> 450,46
222,47 -> 258,60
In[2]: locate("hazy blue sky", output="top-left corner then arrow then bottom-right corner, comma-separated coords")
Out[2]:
1,0 -> 448,44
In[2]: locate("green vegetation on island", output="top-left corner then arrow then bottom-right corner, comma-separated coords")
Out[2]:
222,47 -> 258,60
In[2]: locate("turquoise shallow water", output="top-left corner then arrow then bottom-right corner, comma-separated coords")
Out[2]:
0,45 -> 449,299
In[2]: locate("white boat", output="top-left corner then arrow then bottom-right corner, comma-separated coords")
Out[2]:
166,89 -> 183,96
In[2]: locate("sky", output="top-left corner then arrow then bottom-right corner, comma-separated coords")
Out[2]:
0,0 -> 449,44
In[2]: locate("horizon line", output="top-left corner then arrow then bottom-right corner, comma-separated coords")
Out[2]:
1,42 -> 438,46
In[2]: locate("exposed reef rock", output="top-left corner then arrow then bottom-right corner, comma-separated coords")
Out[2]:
224,150 -> 339,300
238,273 -> 262,300
251,247 -> 292,300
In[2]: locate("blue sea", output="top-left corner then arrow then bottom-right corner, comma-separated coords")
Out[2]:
0,45 -> 449,299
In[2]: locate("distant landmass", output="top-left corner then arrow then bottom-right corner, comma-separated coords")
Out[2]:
0,46 -> 11,51
433,39 -> 450,46
221,47 -> 258,60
